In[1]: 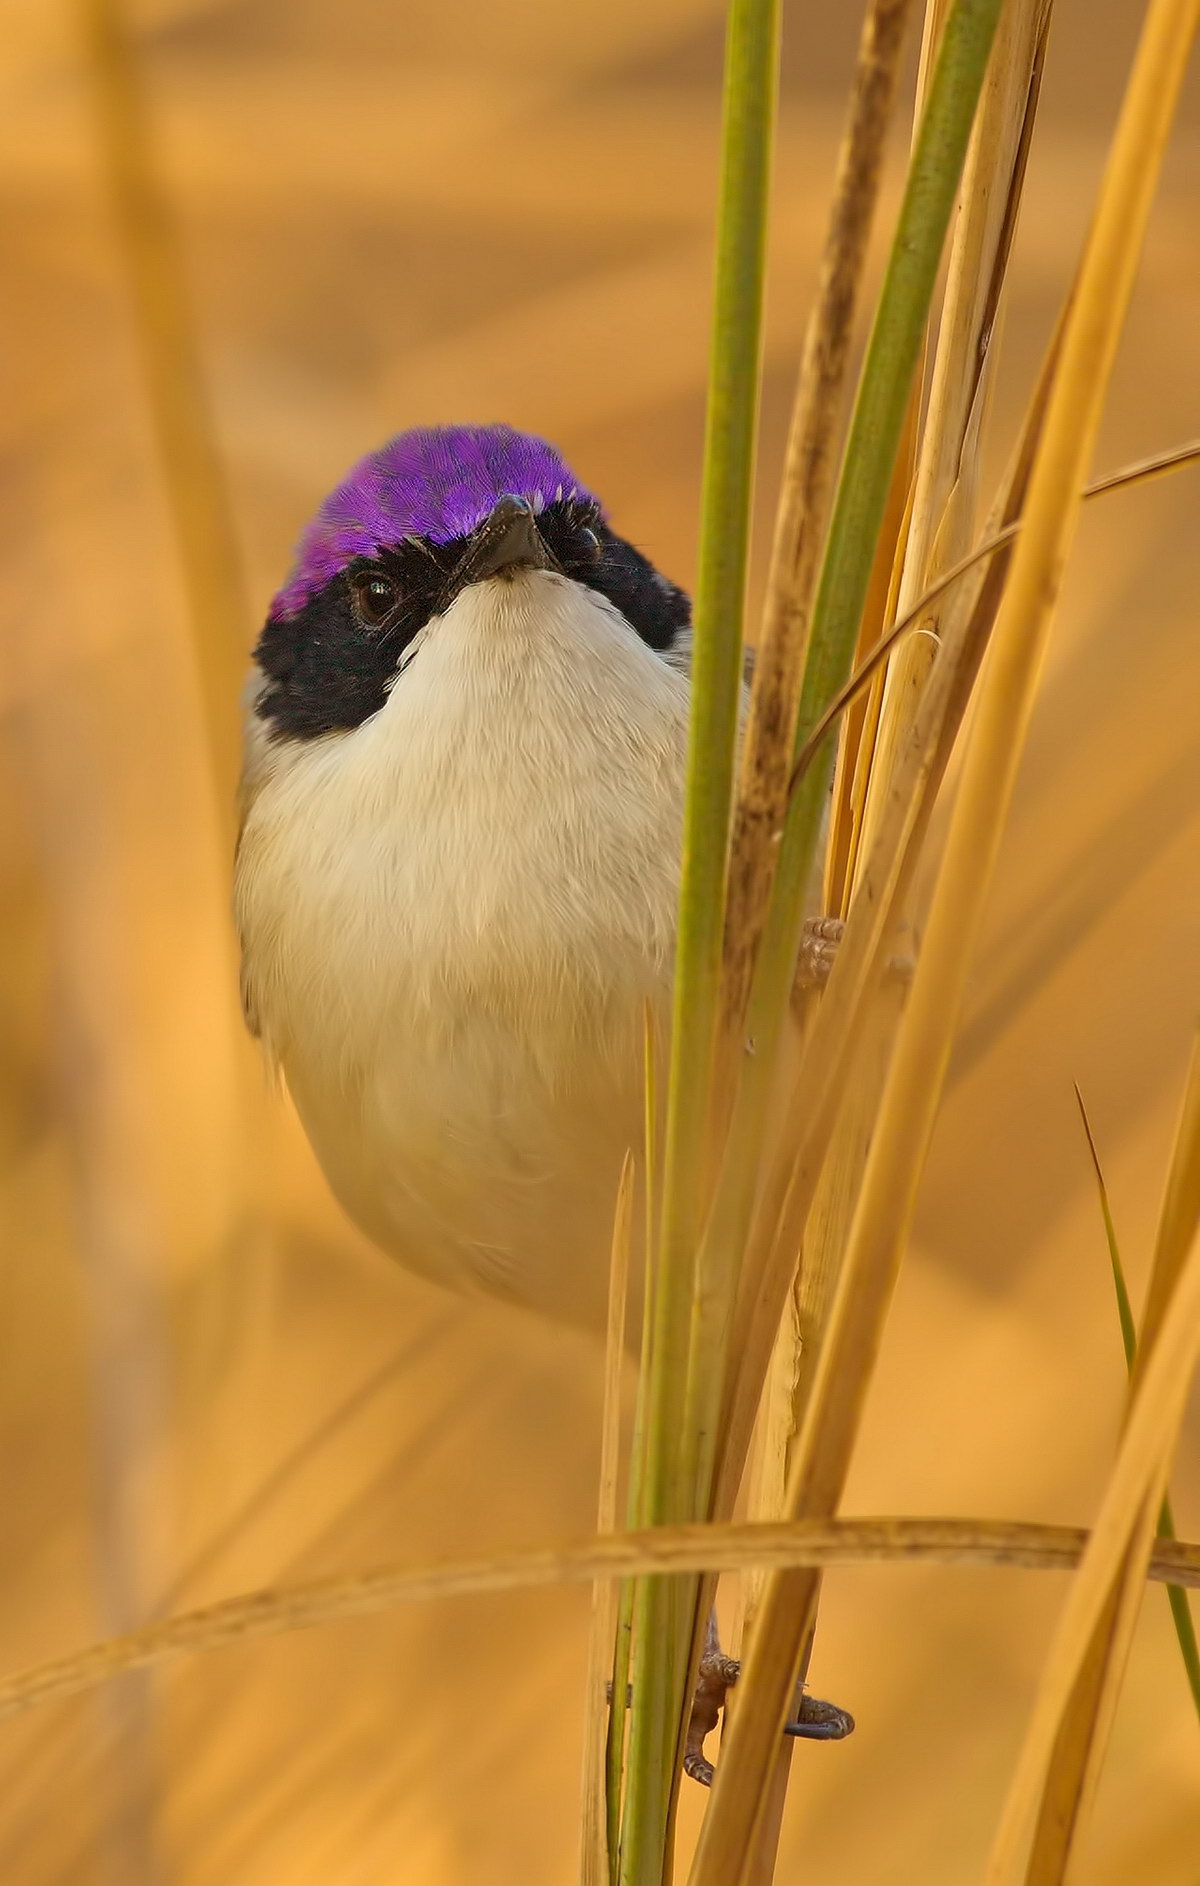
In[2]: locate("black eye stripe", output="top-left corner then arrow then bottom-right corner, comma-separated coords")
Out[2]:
254,499 -> 692,741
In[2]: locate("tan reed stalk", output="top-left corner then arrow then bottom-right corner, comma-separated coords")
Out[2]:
741,39 -> 1055,1877
711,327 -> 1063,1544
695,3 -> 1010,1606
1018,1030 -> 1200,1883
669,15 -> 917,1794
76,0 -> 248,832
859,0 -> 1053,853
984,1219 -> 1200,1883
0,1520 -> 1195,1732
823,412 -> 918,915
787,431 -> 1200,772
720,0 -> 915,1035
582,1156 -> 636,1886
1075,1086 -> 1200,1719
688,0 -> 1197,1863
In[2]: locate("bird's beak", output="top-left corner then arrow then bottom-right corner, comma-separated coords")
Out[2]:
445,495 -> 559,600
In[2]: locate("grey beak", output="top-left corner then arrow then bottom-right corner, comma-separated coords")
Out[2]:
448,495 -> 558,596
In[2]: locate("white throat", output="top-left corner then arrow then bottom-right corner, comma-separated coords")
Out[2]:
235,570 -> 691,1325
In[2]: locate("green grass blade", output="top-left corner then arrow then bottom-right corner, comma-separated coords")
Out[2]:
748,0 -> 1007,1068
1160,1496 -> 1200,1720
649,0 -> 780,1514
1074,1085 -> 1200,1725
619,0 -> 780,1875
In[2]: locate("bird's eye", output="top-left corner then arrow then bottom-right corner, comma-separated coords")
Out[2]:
351,572 -> 399,626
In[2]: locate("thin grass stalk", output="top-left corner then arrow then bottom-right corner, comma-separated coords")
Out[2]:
824,412 -> 918,914
860,0 -> 1052,861
688,0 -> 1004,1564
1135,1030 -> 1200,1369
76,0 -> 247,832
898,0 -> 1051,605
721,0 -> 915,1033
713,324 -> 1065,1536
735,1247 -> 814,1886
582,1157 -> 636,1886
671,58 -> 913,1750
620,3 -> 780,1869
606,1017 -> 664,1873
786,428 -> 1200,777
983,1228 -> 1200,1884
1075,1087 -> 1200,1721
741,0 -> 1007,1087
1024,1022 -> 1200,1882
691,0 -> 1193,1858
739,40 -> 1054,1875
0,1520 -> 1196,1731
688,26 -> 1011,1673
684,0 -> 916,1541
662,10 -> 917,1802
77,0 -> 269,1521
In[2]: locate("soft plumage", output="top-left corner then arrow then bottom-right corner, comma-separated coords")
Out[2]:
236,424 -> 693,1328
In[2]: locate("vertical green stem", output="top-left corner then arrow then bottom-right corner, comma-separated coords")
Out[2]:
618,0 -> 780,1877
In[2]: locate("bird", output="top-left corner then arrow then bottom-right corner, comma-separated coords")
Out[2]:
236,421 -> 840,1330
234,422 -> 853,1778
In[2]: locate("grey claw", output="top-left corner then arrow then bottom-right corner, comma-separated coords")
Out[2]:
784,1693 -> 855,1741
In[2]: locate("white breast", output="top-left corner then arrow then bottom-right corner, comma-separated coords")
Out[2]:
235,571 -> 691,1329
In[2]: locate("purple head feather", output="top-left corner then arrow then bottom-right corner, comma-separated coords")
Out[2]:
271,424 -> 601,619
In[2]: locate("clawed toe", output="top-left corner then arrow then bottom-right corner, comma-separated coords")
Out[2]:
784,1692 -> 855,1741
681,1625 -> 854,1787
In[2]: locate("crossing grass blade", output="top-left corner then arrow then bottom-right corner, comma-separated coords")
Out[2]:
1074,1087 -> 1200,1725
0,1519 -> 1196,1730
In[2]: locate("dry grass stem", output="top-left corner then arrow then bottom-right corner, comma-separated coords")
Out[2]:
712,347 -> 1056,1530
581,1155 -> 636,1886
859,0 -> 1051,856
722,0 -> 914,1028
1021,1028 -> 1200,1881
789,428 -> 1200,785
984,1221 -> 1200,1884
1074,1086 -> 1200,1720
77,0 -> 247,829
691,0 -> 1189,1856
0,1520 -> 1195,1732
744,33 -> 1055,1862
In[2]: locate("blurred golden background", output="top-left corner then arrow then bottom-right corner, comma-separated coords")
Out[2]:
2,0 -> 1199,1880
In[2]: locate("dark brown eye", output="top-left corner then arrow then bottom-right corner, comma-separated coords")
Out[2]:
351,571 -> 399,626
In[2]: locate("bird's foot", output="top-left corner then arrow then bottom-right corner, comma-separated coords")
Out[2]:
682,1644 -> 855,1788
784,1690 -> 857,1741
682,1640 -> 741,1787
794,915 -> 845,991
793,913 -> 916,1004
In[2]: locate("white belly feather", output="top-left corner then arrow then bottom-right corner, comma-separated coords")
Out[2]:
236,572 -> 691,1329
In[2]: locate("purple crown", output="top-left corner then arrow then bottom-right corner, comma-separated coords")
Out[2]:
271,424 -> 600,619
